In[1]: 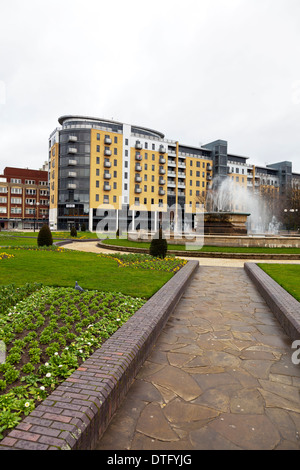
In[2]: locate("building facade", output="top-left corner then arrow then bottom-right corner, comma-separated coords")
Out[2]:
49,115 -> 300,232
0,166 -> 49,230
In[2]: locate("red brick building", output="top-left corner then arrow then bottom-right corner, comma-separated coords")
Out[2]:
0,166 -> 49,230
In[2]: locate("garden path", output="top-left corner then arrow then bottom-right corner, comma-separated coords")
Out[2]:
94,265 -> 300,450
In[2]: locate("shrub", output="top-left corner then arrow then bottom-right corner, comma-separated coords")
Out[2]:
81,223 -> 86,232
149,228 -> 168,259
37,224 -> 53,247
70,226 -> 77,237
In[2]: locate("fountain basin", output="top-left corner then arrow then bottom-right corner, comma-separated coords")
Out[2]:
203,212 -> 250,236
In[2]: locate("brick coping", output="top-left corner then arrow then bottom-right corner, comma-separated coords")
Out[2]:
244,263 -> 300,341
0,260 -> 199,450
97,242 -> 300,260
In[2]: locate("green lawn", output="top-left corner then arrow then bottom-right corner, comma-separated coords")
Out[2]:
101,237 -> 300,254
0,248 -> 173,299
258,263 -> 300,302
0,231 -> 98,240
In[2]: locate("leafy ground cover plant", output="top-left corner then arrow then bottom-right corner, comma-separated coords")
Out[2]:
0,285 -> 146,440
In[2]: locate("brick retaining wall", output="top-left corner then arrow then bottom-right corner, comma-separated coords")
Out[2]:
244,263 -> 300,341
0,260 -> 199,450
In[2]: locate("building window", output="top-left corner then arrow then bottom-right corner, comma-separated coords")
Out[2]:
125,138 -> 128,145
114,160 -> 117,166
97,133 -> 100,140
96,157 -> 100,164
96,145 -> 100,152
114,148 -> 117,155
114,136 -> 118,143
96,181 -> 99,188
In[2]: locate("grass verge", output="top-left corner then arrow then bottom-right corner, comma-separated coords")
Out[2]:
258,263 -> 300,302
101,237 -> 300,254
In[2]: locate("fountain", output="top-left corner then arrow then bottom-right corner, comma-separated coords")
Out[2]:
204,177 -> 276,236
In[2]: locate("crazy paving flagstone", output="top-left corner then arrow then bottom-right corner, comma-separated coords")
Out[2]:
96,266 -> 300,450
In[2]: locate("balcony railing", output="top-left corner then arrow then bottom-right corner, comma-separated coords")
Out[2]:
68,147 -> 77,154
103,184 -> 111,191
135,164 -> 142,172
104,137 -> 112,144
135,141 -> 142,150
104,161 -> 111,168
135,175 -> 142,183
103,173 -> 111,179
104,149 -> 112,156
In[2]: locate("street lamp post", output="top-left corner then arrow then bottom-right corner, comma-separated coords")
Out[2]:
30,201 -> 40,232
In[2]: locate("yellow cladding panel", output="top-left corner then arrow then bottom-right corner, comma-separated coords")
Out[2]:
90,129 -> 123,210
49,143 -> 59,210
185,157 -> 213,213
229,172 -> 248,188
130,147 -> 167,211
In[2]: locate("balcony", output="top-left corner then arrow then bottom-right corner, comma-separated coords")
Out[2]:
135,141 -> 142,150
159,178 -> 165,185
104,149 -> 112,156
68,135 -> 77,142
135,187 -> 142,194
68,183 -> 76,189
159,168 -> 166,175
159,157 -> 166,164
207,165 -> 212,171
103,184 -> 111,191
178,161 -> 186,169
68,172 -> 77,178
178,182 -> 186,189
167,181 -> 176,188
104,137 -> 112,144
104,161 -> 111,168
207,175 -> 212,180
135,154 -> 142,161
178,172 -> 186,178
158,188 -> 165,196
68,147 -> 77,154
168,160 -> 176,167
103,172 -> 111,179
159,145 -> 166,153
68,159 -> 77,166
135,164 -> 142,172
135,175 -> 142,183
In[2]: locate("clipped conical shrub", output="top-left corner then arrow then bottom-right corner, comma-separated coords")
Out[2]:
70,226 -> 77,237
37,224 -> 53,247
149,228 -> 167,258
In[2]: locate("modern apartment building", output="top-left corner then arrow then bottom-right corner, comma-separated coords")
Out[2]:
0,166 -> 49,230
48,115 -> 300,232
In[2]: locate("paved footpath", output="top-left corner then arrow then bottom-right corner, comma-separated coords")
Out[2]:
64,242 -> 300,450
95,266 -> 300,450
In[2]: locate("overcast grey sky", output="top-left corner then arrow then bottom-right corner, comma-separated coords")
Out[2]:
0,0 -> 300,173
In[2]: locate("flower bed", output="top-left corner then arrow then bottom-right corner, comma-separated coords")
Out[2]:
97,252 -> 187,272
0,284 -> 145,440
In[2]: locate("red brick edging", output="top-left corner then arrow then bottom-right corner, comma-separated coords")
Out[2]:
0,260 -> 199,450
244,262 -> 300,341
